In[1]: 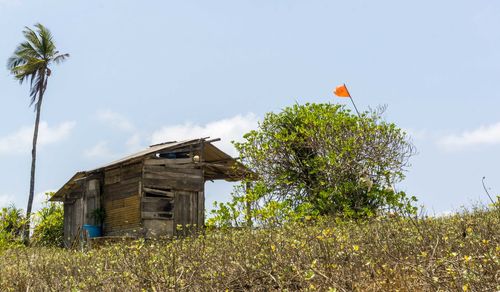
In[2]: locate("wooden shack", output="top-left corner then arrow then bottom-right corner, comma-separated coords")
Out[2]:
51,138 -> 249,245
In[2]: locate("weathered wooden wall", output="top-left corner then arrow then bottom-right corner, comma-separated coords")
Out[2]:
63,187 -> 84,246
103,161 -> 142,235
141,144 -> 205,236
84,179 -> 101,225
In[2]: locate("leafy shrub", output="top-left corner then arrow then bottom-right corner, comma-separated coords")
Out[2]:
210,103 -> 417,227
0,205 -> 25,248
31,193 -> 64,247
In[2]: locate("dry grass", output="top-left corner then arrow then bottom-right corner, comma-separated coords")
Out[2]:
0,208 -> 498,291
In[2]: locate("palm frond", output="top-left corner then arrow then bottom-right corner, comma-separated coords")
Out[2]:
18,41 -> 43,59
7,55 -> 26,70
22,27 -> 44,57
53,53 -> 70,64
10,58 -> 45,82
34,23 -> 56,59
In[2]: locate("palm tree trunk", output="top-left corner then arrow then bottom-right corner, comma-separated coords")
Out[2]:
23,74 -> 46,242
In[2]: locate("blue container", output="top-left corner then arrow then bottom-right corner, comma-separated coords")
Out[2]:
83,224 -> 102,238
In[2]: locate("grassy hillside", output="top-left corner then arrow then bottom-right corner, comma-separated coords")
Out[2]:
0,208 -> 498,291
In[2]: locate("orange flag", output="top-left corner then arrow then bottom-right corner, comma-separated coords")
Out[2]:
334,84 -> 351,98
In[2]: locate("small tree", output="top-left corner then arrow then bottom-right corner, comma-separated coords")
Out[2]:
209,103 -> 417,226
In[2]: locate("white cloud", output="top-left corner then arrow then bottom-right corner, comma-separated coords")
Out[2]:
151,113 -> 259,156
126,133 -> 143,152
438,122 -> 500,150
0,121 -> 76,155
0,194 -> 15,208
97,110 -> 135,132
84,141 -> 117,160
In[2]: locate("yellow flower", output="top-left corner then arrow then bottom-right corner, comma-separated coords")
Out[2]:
463,255 -> 472,263
353,245 -> 359,251
462,283 -> 469,291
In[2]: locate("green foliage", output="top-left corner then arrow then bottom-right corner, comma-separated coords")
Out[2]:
0,205 -> 26,248
90,207 -> 106,226
210,103 -> 417,226
31,193 -> 64,247
0,208 -> 498,291
7,23 -> 69,106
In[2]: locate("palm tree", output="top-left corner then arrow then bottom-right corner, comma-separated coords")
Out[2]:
7,23 -> 69,241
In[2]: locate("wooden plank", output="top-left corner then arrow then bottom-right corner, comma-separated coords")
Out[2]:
174,190 -> 201,235
198,191 -> 204,227
143,177 -> 203,192
105,175 -> 121,185
143,165 -> 202,175
104,178 -> 140,201
104,167 -> 122,185
106,176 -> 141,186
120,162 -> 143,180
104,163 -> 142,185
105,183 -> 138,194
143,187 -> 174,198
143,170 -> 202,181
144,158 -> 194,166
63,202 -> 73,245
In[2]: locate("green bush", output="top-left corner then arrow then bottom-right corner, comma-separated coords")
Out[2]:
31,193 -> 64,247
0,205 -> 25,248
210,103 -> 417,227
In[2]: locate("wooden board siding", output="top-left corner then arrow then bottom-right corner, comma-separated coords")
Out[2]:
142,157 -> 205,236
103,162 -> 142,235
63,201 -> 75,245
84,179 -> 101,225
63,196 -> 83,246
197,191 -> 205,227
174,190 -> 199,235
142,163 -> 203,192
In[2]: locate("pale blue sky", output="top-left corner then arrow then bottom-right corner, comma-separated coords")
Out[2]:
1,0 -> 499,214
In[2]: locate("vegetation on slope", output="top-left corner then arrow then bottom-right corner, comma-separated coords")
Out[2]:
0,207 -> 498,291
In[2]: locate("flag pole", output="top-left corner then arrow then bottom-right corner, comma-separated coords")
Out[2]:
344,83 -> 361,117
